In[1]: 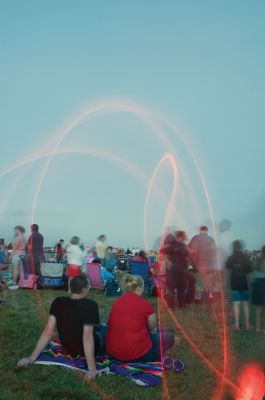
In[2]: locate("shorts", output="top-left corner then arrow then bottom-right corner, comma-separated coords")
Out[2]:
67,264 -> 81,277
12,254 -> 25,267
231,291 -> 250,302
252,278 -> 265,306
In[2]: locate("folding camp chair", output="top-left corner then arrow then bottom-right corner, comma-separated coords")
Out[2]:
129,261 -> 156,295
87,263 -> 106,290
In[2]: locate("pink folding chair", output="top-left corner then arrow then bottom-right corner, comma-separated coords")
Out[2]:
87,263 -> 106,290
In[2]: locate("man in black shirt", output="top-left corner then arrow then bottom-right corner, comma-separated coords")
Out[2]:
17,275 -> 102,380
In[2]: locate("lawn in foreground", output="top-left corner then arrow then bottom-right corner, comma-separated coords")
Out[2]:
0,288 -> 264,400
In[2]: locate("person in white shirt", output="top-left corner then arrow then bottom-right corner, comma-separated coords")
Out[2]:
66,236 -> 84,279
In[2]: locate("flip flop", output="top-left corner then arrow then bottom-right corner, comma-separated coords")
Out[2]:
162,356 -> 186,373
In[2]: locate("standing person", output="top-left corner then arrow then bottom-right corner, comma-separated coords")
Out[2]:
17,275 -> 102,380
160,234 -> 179,308
105,247 -> 116,272
0,239 -> 7,270
174,231 -> 190,307
252,245 -> 265,333
95,235 -> 107,266
225,241 -> 252,331
55,239 -> 64,262
66,236 -> 84,281
106,274 -> 181,368
12,226 -> 27,283
28,224 -> 44,277
188,226 -> 217,302
161,232 -> 190,308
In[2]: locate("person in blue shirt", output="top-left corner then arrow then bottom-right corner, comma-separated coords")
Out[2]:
104,247 -> 116,272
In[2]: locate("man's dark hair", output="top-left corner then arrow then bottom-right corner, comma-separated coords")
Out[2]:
69,275 -> 89,294
31,224 -> 39,232
200,226 -> 208,232
138,250 -> 147,259
60,239 -> 64,243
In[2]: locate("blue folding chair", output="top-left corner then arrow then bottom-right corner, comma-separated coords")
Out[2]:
129,261 -> 157,296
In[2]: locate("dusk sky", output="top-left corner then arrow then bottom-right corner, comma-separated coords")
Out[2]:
0,0 -> 264,249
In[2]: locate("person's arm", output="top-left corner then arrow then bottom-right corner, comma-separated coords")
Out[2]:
17,316 -> 56,367
148,313 -> 157,334
83,326 -> 101,380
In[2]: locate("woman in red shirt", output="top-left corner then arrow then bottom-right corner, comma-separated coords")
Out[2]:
106,274 -> 181,367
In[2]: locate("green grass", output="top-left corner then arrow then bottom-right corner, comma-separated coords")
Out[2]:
0,288 -> 264,400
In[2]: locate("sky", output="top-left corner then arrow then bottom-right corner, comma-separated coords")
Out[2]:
0,0 -> 264,249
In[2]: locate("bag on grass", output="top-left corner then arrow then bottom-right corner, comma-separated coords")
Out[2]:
18,255 -> 38,289
105,278 -> 122,297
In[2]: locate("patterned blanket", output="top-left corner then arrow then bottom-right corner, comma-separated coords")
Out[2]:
35,340 -> 163,386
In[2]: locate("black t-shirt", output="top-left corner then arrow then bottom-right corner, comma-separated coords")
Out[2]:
49,297 -> 100,357
225,253 -> 252,291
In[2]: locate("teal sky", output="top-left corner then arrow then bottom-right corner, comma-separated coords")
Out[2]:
0,0 -> 264,249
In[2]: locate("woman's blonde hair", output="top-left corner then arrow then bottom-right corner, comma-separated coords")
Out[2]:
122,273 -> 144,292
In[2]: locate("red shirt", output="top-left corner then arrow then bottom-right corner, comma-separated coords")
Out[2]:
106,291 -> 155,361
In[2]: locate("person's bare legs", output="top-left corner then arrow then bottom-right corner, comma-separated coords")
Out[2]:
243,301 -> 250,329
12,264 -> 19,283
233,301 -> 240,329
256,306 -> 262,332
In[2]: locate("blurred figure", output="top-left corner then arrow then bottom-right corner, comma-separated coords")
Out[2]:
0,239 -> 7,270
160,234 -> 178,308
152,226 -> 171,252
28,224 -> 44,277
55,239 -> 64,262
12,226 -> 27,283
218,219 -> 234,269
66,236 -> 84,279
132,250 -> 148,263
188,226 -> 217,301
105,246 -> 116,272
225,240 -> 252,331
161,231 -> 190,308
252,245 -> 265,333
95,235 -> 107,265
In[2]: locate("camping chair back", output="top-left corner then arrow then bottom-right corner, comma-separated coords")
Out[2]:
87,263 -> 105,289
130,261 -> 150,284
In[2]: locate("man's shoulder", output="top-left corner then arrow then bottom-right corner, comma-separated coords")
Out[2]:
53,296 -> 69,304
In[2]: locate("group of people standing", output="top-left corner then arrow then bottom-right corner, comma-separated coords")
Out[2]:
160,225 -> 265,333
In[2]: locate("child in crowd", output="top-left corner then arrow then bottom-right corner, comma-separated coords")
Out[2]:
252,245 -> 265,333
225,241 -> 252,331
66,237 -> 84,289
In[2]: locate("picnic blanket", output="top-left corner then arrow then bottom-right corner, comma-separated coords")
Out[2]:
35,340 -> 164,387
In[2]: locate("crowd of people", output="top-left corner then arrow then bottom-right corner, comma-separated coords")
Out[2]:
0,220 -> 264,381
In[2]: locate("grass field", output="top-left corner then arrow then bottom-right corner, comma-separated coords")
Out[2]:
0,287 -> 264,400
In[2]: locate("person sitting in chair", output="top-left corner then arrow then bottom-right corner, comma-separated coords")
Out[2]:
17,275 -> 102,380
132,250 -> 148,263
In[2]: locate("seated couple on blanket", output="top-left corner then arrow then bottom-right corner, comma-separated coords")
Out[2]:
17,274 -> 180,380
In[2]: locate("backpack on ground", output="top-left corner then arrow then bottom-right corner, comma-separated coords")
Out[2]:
105,277 -> 122,297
